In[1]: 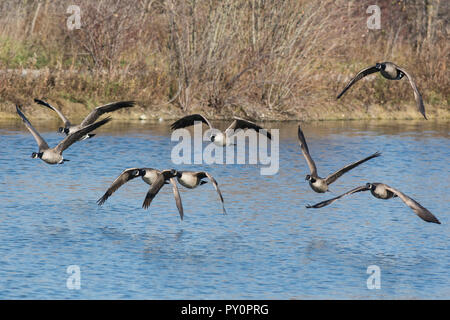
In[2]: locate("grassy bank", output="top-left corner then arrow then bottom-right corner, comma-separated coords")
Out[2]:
0,0 -> 448,121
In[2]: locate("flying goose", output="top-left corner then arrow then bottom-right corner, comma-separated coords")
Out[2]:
16,105 -> 111,165
171,114 -> 271,147
297,125 -> 381,193
34,99 -> 135,139
336,62 -> 427,119
97,168 -> 184,220
306,183 -> 441,224
176,171 -> 227,215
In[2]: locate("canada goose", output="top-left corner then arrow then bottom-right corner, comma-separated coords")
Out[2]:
336,62 -> 427,119
97,168 -> 183,220
171,114 -> 271,147
16,105 -> 111,165
306,183 -> 441,224
297,125 -> 381,193
176,171 -> 227,215
34,99 -> 135,139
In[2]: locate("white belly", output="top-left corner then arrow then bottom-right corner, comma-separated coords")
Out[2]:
213,133 -> 227,147
310,179 -> 328,193
142,170 -> 159,185
42,150 -> 63,164
178,173 -> 199,188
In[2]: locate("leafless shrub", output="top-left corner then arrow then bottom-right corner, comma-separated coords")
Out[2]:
0,0 -> 447,118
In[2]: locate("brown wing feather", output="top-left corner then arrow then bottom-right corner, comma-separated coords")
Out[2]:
306,185 -> 370,209
16,105 -> 49,151
55,117 -> 111,153
80,101 -> 135,127
142,173 -> 166,209
226,117 -> 271,140
297,125 -> 317,177
325,151 -> 381,185
170,114 -> 212,130
396,67 -> 427,120
204,172 -> 227,215
384,185 -> 440,224
169,177 -> 184,220
97,168 -> 141,206
337,65 -> 379,99
34,99 -> 71,126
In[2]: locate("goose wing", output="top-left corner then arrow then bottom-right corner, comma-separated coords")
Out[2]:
80,101 -> 135,127
297,125 -> 317,177
170,114 -> 212,130
383,184 -> 440,224
34,99 -> 71,127
16,105 -> 49,151
225,117 -> 271,140
337,65 -> 380,99
142,172 -> 166,209
97,168 -> 141,205
306,185 -> 370,208
198,172 -> 227,215
325,151 -> 381,185
395,67 -> 427,119
55,117 -> 111,153
169,177 -> 184,220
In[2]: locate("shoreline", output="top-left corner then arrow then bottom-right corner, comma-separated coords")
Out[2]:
1,100 -> 448,122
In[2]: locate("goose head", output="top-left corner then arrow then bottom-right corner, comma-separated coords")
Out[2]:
305,174 -> 315,183
31,152 -> 43,159
366,183 -> 376,191
169,169 -> 178,177
375,63 -> 385,71
58,127 -> 70,135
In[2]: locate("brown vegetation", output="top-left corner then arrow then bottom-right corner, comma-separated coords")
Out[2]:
0,0 -> 448,120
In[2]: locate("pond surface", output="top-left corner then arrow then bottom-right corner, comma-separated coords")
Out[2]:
0,119 -> 449,299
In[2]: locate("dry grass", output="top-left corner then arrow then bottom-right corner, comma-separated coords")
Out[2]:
0,0 -> 448,120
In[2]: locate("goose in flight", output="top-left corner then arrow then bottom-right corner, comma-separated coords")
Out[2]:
306,183 -> 441,224
97,168 -> 183,220
34,99 -> 135,139
16,105 -> 111,164
175,171 -> 227,215
171,114 -> 271,146
297,124 -> 381,193
336,62 -> 427,119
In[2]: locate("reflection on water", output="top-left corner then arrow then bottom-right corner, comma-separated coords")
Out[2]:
0,119 -> 448,299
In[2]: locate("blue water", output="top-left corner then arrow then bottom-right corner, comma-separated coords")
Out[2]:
0,119 -> 448,299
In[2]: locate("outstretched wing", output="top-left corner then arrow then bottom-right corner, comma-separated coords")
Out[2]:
306,185 -> 370,209
170,114 -> 212,130
396,67 -> 427,120
55,117 -> 111,153
80,101 -> 135,127
198,172 -> 227,215
142,173 -> 166,209
225,117 -> 271,140
169,177 -> 184,220
337,65 -> 380,99
383,185 -> 440,224
297,125 -> 317,177
325,151 -> 381,185
97,168 -> 141,205
16,105 -> 49,151
34,99 -> 71,127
